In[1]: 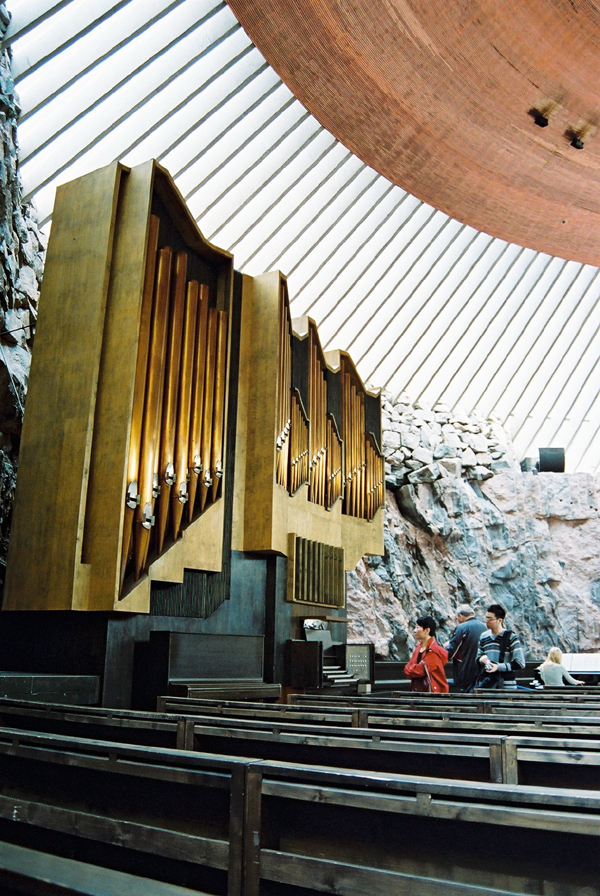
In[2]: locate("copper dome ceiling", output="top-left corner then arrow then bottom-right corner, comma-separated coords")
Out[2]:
228,0 -> 600,266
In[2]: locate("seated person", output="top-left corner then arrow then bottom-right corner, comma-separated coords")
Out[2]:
538,647 -> 584,686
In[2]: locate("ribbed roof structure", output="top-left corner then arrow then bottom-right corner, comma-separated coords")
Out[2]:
6,0 -> 600,472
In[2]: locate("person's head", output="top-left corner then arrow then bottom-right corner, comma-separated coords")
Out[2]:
414,615 -> 436,644
456,604 -> 474,622
547,646 -> 563,665
485,604 -> 506,634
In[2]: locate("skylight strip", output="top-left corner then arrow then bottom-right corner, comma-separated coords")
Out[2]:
503,265 -> 589,433
359,225 -> 478,381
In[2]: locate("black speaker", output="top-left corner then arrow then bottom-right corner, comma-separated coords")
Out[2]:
538,447 -> 565,472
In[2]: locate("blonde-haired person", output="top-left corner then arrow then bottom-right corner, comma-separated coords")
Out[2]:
538,647 -> 584,687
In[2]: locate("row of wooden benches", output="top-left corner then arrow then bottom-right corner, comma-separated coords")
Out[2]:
2,693 -> 600,791
0,703 -> 600,895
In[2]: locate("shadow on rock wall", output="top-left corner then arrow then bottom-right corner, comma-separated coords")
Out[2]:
348,472 -> 600,661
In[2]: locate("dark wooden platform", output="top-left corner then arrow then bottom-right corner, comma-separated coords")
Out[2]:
0,672 -> 99,704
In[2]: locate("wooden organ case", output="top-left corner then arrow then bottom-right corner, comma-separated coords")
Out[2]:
4,160 -> 233,613
238,271 -> 384,612
4,159 -> 384,632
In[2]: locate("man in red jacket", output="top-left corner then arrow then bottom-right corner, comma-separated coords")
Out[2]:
404,615 -> 449,693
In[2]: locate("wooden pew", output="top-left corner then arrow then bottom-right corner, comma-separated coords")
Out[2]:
0,698 -> 183,748
296,691 -> 600,712
0,840 -> 211,896
1,725 -> 600,894
539,686 -> 600,696
0,702 -> 502,784
157,695 -> 356,727
159,693 -> 600,735
246,760 -> 600,895
158,702 -> 600,789
4,696 -> 600,789
503,734 -> 600,787
180,715 -> 505,783
0,726 -> 247,896
291,691 -> 600,713
168,679 -> 282,700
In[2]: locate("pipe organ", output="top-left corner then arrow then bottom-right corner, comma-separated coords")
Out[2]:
241,272 -> 384,604
276,279 -> 293,490
5,160 -> 232,613
120,232 -> 229,588
4,160 -> 384,618
307,324 -> 329,508
339,354 -> 385,522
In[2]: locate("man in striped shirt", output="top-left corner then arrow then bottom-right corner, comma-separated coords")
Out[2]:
476,604 -> 525,689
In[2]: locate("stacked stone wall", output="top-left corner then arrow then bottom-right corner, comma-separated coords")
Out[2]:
0,6 -> 45,592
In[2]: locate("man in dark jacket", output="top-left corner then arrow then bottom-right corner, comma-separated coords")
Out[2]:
445,604 -> 486,692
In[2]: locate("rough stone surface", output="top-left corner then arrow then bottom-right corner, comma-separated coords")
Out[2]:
380,389 -> 520,490
0,9 -> 45,594
349,392 -> 600,661
348,473 -> 600,661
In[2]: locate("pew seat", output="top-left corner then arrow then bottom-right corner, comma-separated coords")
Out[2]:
0,725 -> 600,894
0,841 -> 209,896
168,679 -> 281,701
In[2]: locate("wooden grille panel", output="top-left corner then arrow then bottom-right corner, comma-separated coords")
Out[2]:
288,535 -> 345,608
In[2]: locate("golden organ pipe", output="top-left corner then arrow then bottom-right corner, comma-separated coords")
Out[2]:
276,290 -> 283,485
326,418 -> 332,508
312,347 -> 318,504
358,391 -> 363,517
354,387 -> 361,517
280,307 -> 288,488
199,307 -> 218,513
308,342 -> 317,501
211,310 -> 228,503
155,250 -> 188,555
359,395 -> 365,518
351,384 -> 357,517
366,439 -> 372,520
320,373 -> 326,506
312,344 -> 318,503
354,392 -> 360,518
317,350 -> 322,504
351,383 -> 356,514
289,395 -> 296,493
342,372 -> 349,514
369,445 -> 373,520
133,246 -> 172,580
308,336 -> 327,506
283,309 -> 291,488
187,284 -> 209,522
345,376 -> 353,516
296,398 -> 303,494
171,279 -> 199,542
120,213 -> 159,588
276,287 -> 291,488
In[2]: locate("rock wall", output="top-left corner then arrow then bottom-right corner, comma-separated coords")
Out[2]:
0,6 -> 45,591
348,392 -> 600,661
